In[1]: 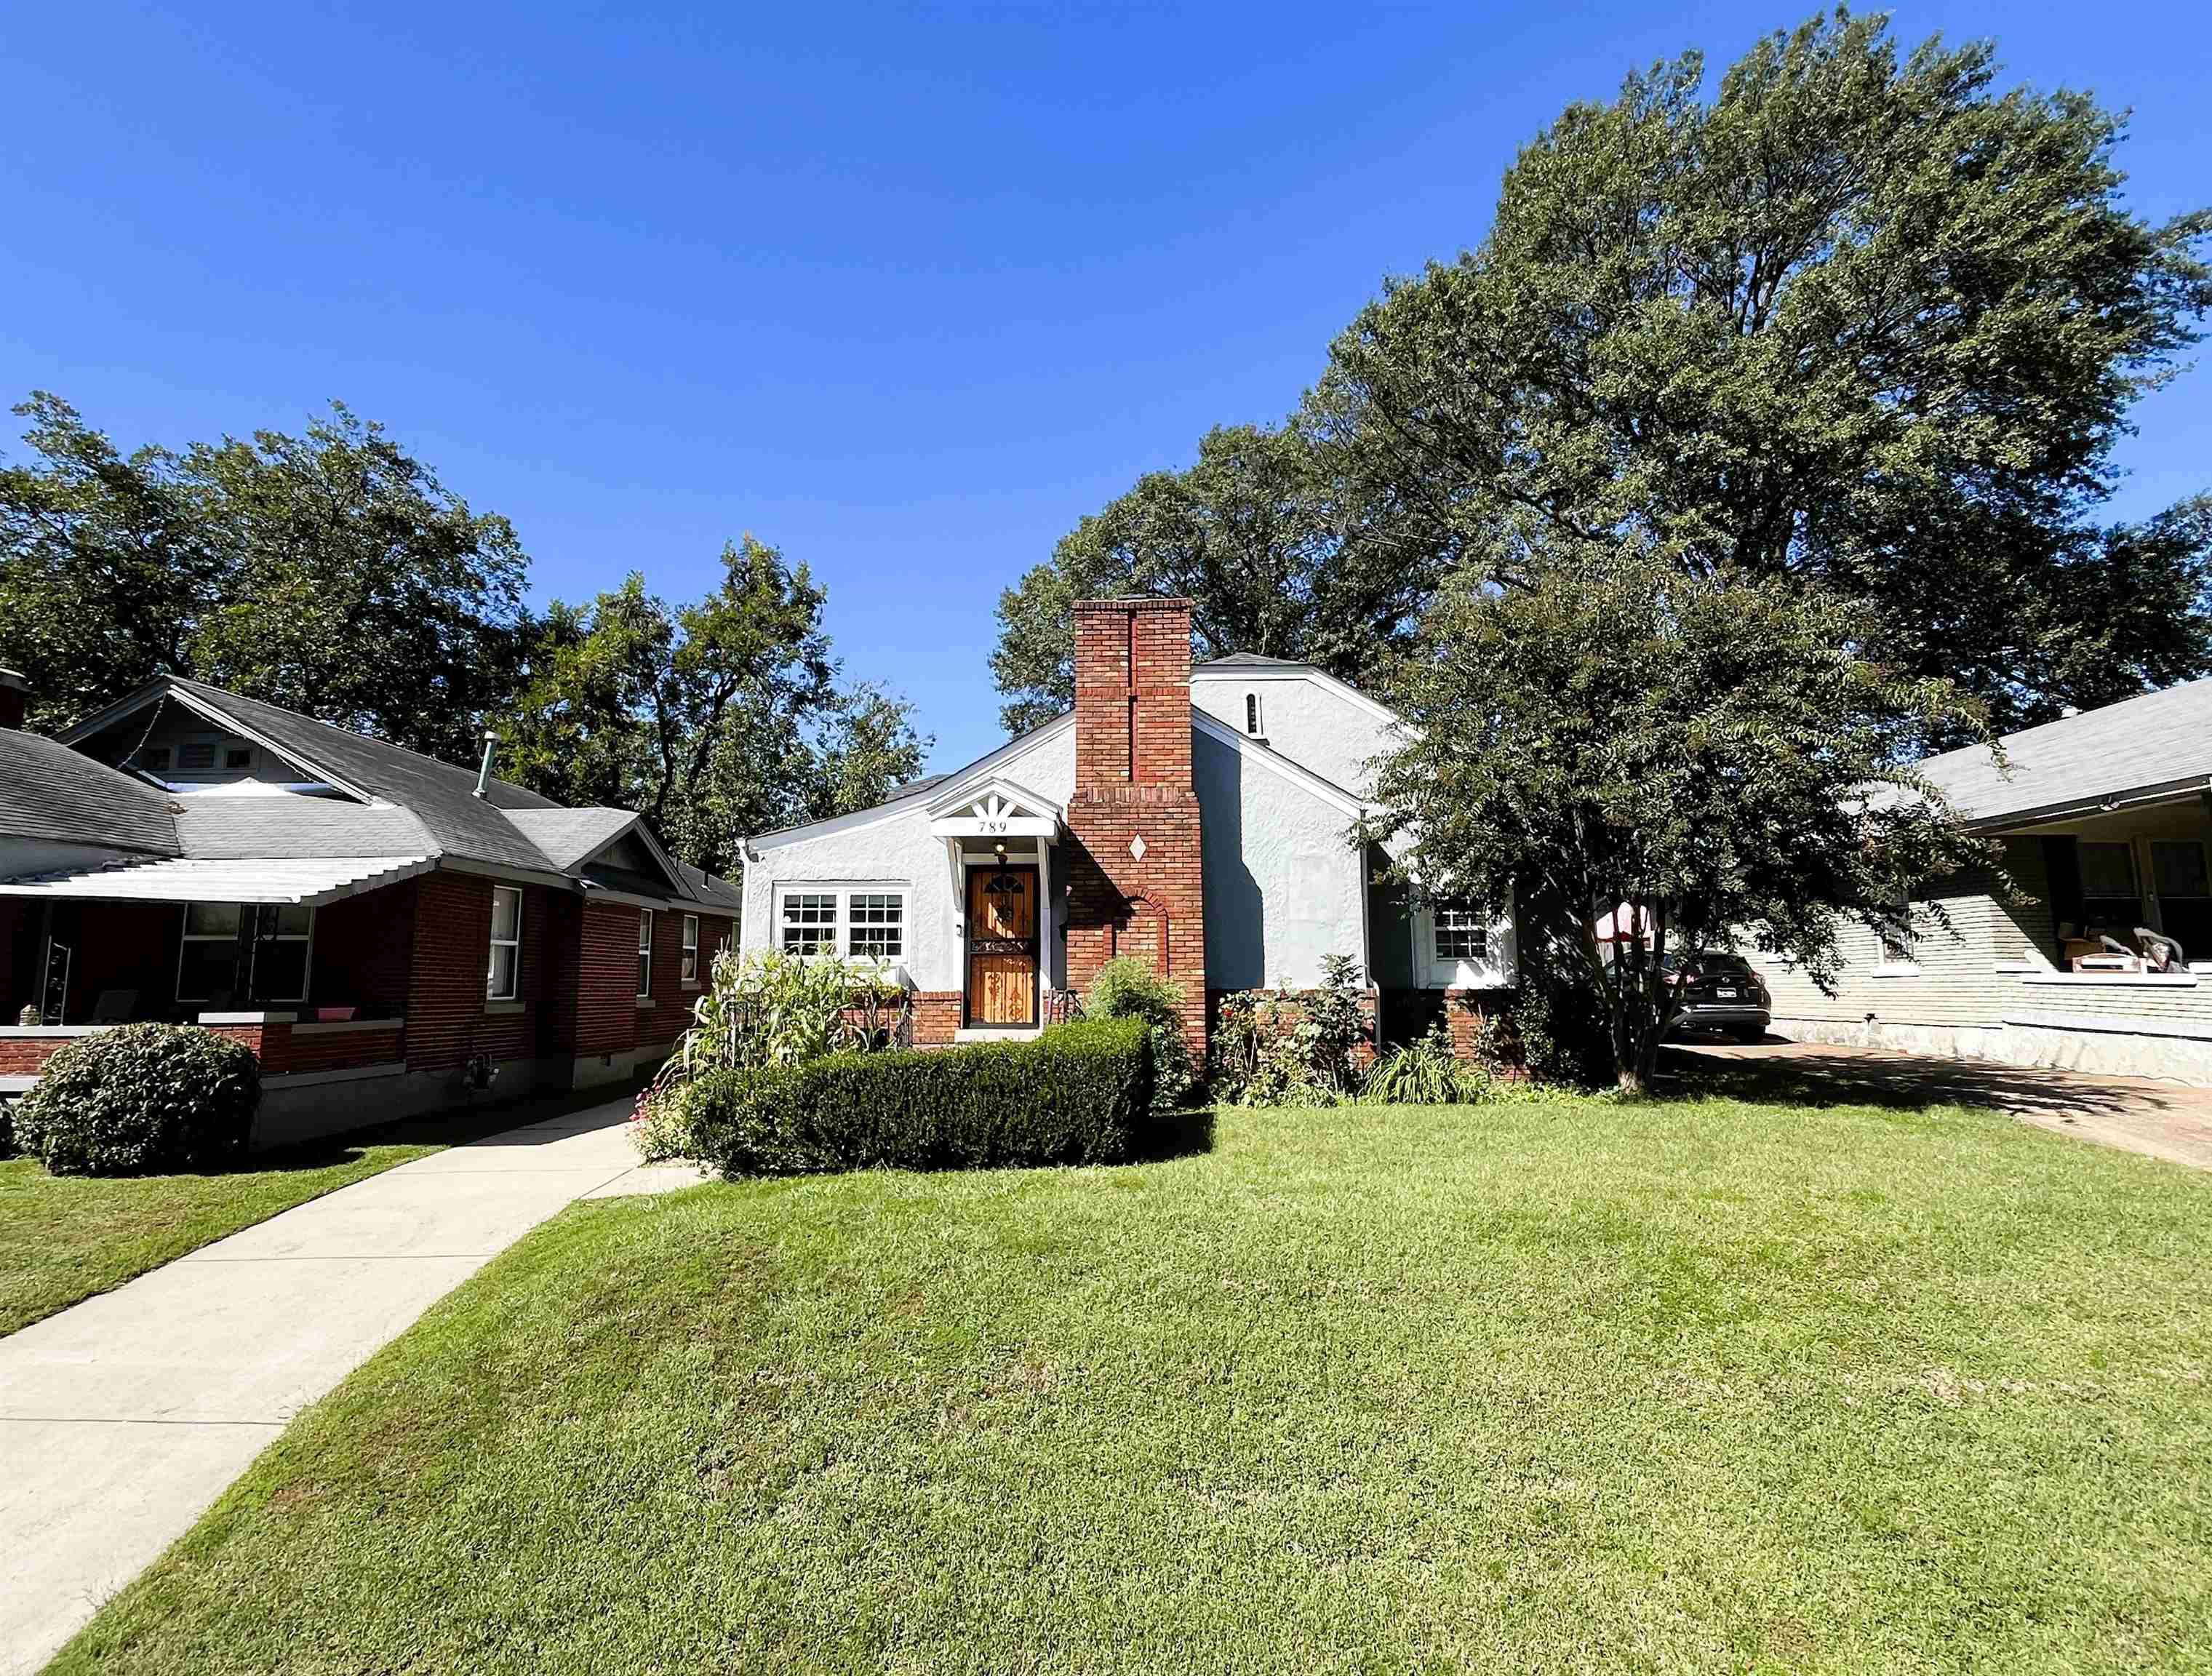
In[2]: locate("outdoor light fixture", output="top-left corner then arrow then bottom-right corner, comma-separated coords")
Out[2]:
994,841 -> 1007,861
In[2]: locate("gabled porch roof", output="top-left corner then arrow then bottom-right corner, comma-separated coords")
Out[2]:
925,775 -> 1066,839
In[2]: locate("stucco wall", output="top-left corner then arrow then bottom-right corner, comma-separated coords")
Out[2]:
1193,725 -> 1365,989
1191,671 -> 1399,796
741,724 -> 1076,994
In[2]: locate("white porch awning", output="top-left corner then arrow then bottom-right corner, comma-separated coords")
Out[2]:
926,775 -> 1066,841
0,854 -> 434,906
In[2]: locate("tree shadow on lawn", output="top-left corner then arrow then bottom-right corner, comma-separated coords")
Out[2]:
1657,1037 -> 2178,1123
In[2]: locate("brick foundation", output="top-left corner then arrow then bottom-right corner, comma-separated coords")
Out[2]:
1065,598 -> 1207,1060
910,991 -> 962,1047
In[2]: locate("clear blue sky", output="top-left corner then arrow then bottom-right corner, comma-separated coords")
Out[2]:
7,2 -> 2209,773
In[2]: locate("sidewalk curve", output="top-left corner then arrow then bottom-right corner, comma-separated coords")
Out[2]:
0,1098 -> 706,1673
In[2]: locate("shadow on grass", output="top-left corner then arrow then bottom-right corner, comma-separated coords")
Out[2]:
1658,1038 -> 2171,1121
1130,1104 -> 1217,1163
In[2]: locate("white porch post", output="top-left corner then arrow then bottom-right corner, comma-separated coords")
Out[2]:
1037,834 -> 1054,996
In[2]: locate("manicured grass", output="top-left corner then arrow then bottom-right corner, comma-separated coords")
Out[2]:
55,1096 -> 2212,1674
0,1086 -> 628,1337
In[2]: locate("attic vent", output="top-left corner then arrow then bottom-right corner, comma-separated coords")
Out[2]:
1245,693 -> 1263,737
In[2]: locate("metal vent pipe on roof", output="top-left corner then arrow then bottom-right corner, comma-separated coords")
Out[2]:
473,731 -> 498,799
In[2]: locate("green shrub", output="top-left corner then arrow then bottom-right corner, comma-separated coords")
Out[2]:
1084,956 -> 1192,1109
689,1016 -> 1157,1177
1210,954 -> 1371,1106
632,949 -> 908,1161
14,1023 -> 260,1176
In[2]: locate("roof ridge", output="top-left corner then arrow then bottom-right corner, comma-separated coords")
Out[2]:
166,675 -> 540,798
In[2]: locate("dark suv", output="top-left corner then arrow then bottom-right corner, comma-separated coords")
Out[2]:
1661,951 -> 1770,1042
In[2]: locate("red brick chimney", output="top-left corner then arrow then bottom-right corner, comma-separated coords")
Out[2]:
0,670 -> 27,731
1065,598 -> 1206,1058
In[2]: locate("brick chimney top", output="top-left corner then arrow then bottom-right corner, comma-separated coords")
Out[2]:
1072,597 -> 1193,792
0,669 -> 27,732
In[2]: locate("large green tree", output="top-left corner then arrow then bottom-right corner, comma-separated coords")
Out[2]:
1317,11 -> 2212,738
1372,547 -> 1989,1095
498,539 -> 928,877
0,394 -> 529,759
991,423 -> 1443,733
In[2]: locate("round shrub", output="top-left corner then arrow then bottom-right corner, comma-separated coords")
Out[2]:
15,1023 -> 261,1176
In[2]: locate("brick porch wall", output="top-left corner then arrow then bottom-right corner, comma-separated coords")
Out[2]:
1065,598 -> 1207,1061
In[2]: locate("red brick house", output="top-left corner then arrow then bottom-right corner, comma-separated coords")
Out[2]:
0,670 -> 737,1146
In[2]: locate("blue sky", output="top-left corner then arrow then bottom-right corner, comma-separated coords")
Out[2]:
7,2 -> 2209,773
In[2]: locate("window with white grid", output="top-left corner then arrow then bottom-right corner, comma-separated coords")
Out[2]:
847,893 -> 904,959
779,893 -> 839,954
1432,904 -> 1488,964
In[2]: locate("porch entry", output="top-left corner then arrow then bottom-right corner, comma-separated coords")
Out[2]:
965,863 -> 1039,1028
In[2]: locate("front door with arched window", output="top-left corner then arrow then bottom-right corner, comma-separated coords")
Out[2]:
965,864 -> 1038,1027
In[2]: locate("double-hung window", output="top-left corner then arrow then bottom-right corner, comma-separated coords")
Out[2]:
778,887 -> 907,962
636,909 -> 655,999
779,892 -> 839,954
681,914 -> 701,984
2152,841 -> 2212,959
847,893 -> 904,960
1422,900 -> 1492,985
487,886 -> 523,1001
2079,842 -> 2144,933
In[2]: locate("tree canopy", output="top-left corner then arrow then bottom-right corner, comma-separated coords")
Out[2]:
1317,10 -> 2212,738
495,540 -> 929,878
0,393 -> 530,761
1371,547 -> 1991,1093
991,423 -> 1444,734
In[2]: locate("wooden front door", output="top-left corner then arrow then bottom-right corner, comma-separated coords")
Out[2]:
966,864 -> 1039,1027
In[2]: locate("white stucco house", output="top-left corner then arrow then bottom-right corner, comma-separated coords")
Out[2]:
738,598 -> 1516,1051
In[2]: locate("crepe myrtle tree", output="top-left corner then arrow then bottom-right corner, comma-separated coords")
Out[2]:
1369,551 -> 1992,1095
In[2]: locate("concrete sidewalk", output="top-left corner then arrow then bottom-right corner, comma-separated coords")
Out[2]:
0,1098 -> 708,1674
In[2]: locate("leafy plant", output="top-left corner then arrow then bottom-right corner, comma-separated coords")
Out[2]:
1084,956 -> 1192,1111
1363,1023 -> 1485,1105
631,948 -> 908,1160
687,1017 -> 1157,1177
14,1023 -> 260,1176
1210,954 -> 1371,1106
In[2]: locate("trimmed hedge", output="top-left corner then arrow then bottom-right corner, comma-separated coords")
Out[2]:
687,1016 -> 1156,1177
14,1023 -> 261,1176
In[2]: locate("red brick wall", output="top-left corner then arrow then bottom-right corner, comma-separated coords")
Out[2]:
573,899 -> 642,1058
311,883 -> 415,1016
1066,597 -> 1207,1058
404,872 -> 559,1072
911,991 -> 961,1046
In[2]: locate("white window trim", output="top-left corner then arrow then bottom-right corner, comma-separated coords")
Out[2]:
255,906 -> 315,1004
1873,904 -> 1919,976
177,903 -> 240,1005
1416,901 -> 1512,989
636,909 -> 654,1002
681,913 -> 701,987
487,885 -> 524,1002
773,882 -> 910,968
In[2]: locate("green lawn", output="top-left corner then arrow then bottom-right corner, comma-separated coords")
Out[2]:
53,1096 -> 2212,1675
0,1085 -> 627,1337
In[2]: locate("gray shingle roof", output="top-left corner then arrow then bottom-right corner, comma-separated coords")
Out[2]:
1199,652 -> 1310,669
676,860 -> 743,911
503,807 -> 639,872
1918,679 -> 2212,826
172,797 -> 438,861
0,729 -> 180,855
159,677 -> 562,872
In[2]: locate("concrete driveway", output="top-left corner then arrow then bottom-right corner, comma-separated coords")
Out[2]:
1671,1038 -> 2212,1171
0,1097 -> 706,1675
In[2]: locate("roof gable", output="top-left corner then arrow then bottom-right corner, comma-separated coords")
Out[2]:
0,729 -> 180,857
